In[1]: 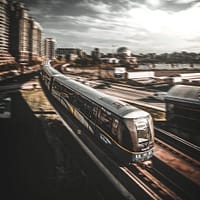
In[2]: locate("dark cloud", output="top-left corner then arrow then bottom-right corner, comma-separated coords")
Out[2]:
9,0 -> 200,53
15,0 -> 200,14
161,0 -> 199,12
24,0 -> 90,16
15,0 -> 199,20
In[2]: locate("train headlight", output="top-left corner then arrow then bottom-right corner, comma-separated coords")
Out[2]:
135,154 -> 141,159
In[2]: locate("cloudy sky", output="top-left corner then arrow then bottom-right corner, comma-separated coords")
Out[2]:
19,0 -> 200,54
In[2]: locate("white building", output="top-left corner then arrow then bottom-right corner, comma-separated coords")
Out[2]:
100,57 -> 119,64
44,38 -> 56,60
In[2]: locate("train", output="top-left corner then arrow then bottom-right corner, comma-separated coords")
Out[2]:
40,64 -> 154,164
165,84 -> 200,146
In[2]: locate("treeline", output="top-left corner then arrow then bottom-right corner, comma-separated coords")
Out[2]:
137,51 -> 200,64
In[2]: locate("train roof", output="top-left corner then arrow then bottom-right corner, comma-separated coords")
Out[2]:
53,74 -> 148,118
165,84 -> 200,104
42,65 -> 60,75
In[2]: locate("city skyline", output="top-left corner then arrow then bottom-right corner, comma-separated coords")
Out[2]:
15,0 -> 200,54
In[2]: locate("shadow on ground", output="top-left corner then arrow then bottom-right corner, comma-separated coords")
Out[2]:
2,92 -> 100,200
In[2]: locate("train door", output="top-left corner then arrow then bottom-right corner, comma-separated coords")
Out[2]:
111,118 -> 122,143
97,108 -> 112,133
89,105 -> 99,134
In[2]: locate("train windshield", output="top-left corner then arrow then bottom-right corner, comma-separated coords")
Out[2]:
124,116 -> 153,150
134,117 -> 151,144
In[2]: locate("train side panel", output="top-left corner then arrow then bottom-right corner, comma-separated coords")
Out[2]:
165,84 -> 200,146
41,65 -> 154,163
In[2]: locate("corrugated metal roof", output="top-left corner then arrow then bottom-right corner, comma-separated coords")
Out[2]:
166,84 -> 200,103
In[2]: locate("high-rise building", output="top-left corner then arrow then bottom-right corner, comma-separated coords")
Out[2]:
0,0 -> 15,64
10,1 -> 31,66
91,48 -> 101,59
29,18 -> 42,62
44,38 -> 56,60
56,48 -> 83,59
0,0 -> 43,67
0,0 -> 9,53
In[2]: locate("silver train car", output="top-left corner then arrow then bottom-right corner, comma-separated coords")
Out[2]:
165,84 -> 200,146
40,64 -> 60,90
41,65 -> 154,163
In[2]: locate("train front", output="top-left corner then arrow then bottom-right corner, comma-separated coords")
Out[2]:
123,109 -> 154,163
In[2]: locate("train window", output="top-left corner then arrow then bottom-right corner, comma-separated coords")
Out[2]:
112,118 -> 119,137
74,94 -> 86,112
68,90 -> 77,104
124,118 -> 151,150
73,94 -> 80,109
92,106 -> 98,118
98,109 -> 112,132
53,81 -> 62,92
52,81 -> 58,90
135,118 -> 151,144
121,121 -> 133,150
83,99 -> 93,118
113,119 -> 119,129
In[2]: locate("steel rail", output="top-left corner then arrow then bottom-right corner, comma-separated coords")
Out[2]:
120,164 -> 182,200
155,126 -> 200,162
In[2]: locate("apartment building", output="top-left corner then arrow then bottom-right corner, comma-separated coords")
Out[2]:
29,18 -> 42,62
44,38 -> 56,60
9,1 -> 31,66
56,48 -> 83,60
0,0 -> 15,65
0,0 -> 43,67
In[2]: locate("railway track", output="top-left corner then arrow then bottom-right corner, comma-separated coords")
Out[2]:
119,126 -> 200,200
120,155 -> 199,200
155,126 -> 200,163
120,164 -> 182,200
154,127 -> 200,187
151,157 -> 199,200
39,75 -> 200,199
